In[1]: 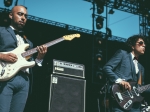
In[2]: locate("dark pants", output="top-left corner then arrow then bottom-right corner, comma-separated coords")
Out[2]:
111,99 -> 141,112
0,72 -> 29,112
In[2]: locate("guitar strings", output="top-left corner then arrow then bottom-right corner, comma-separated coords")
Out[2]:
120,90 -> 138,99
116,85 -> 150,99
121,85 -> 150,98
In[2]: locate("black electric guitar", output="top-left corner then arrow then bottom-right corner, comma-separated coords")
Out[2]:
0,34 -> 80,81
111,81 -> 150,110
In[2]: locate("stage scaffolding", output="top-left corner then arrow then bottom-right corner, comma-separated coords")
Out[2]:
0,7 -> 126,42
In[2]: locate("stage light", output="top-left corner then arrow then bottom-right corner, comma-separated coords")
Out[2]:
95,32 -> 103,46
96,53 -> 102,61
96,37 -> 102,46
4,0 -> 13,7
95,0 -> 104,14
95,50 -> 103,61
96,65 -> 104,80
97,4 -> 104,14
96,16 -> 104,29
106,27 -> 112,37
96,71 -> 103,79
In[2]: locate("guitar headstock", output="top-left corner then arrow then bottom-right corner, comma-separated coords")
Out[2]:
63,34 -> 80,41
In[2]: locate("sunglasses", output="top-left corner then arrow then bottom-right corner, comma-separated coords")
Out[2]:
137,41 -> 146,46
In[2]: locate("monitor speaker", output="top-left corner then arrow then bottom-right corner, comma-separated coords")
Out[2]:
48,74 -> 86,112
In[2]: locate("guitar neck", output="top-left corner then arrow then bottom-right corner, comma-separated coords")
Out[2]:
138,84 -> 150,93
22,37 -> 64,57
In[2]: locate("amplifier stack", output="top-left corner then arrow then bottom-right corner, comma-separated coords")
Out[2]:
48,59 -> 86,112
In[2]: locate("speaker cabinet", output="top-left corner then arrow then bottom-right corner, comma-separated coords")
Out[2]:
48,74 -> 86,112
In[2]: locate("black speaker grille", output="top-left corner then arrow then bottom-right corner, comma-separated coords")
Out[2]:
49,75 -> 86,112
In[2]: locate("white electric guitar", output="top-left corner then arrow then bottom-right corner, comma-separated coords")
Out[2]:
0,34 -> 80,81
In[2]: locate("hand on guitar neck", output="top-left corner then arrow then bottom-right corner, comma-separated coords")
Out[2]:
0,45 -> 47,63
119,80 -> 131,91
0,53 -> 18,63
36,45 -> 47,60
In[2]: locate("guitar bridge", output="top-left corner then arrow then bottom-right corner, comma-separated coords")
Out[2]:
115,92 -> 123,102
123,100 -> 132,109
0,69 -> 5,76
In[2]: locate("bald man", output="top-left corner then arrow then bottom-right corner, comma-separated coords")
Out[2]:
0,6 -> 47,112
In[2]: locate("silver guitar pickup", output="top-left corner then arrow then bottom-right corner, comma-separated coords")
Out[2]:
115,92 -> 123,102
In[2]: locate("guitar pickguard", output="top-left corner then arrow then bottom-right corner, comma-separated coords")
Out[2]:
112,81 -> 145,110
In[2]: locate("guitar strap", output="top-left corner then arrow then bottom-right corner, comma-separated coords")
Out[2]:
23,35 -> 32,51
23,35 -> 28,43
138,72 -> 142,85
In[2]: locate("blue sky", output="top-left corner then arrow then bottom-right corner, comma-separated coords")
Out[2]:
0,0 -> 139,39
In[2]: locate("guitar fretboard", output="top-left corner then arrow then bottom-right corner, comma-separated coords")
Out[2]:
138,84 -> 150,93
21,37 -> 64,57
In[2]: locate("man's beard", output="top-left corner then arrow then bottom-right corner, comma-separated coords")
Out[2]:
17,24 -> 25,30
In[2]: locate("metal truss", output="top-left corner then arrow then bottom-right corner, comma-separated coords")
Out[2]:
0,7 -> 126,42
84,0 -> 150,36
106,0 -> 139,15
84,0 -> 141,15
0,7 -> 9,12
139,15 -> 150,36
28,15 -> 126,42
